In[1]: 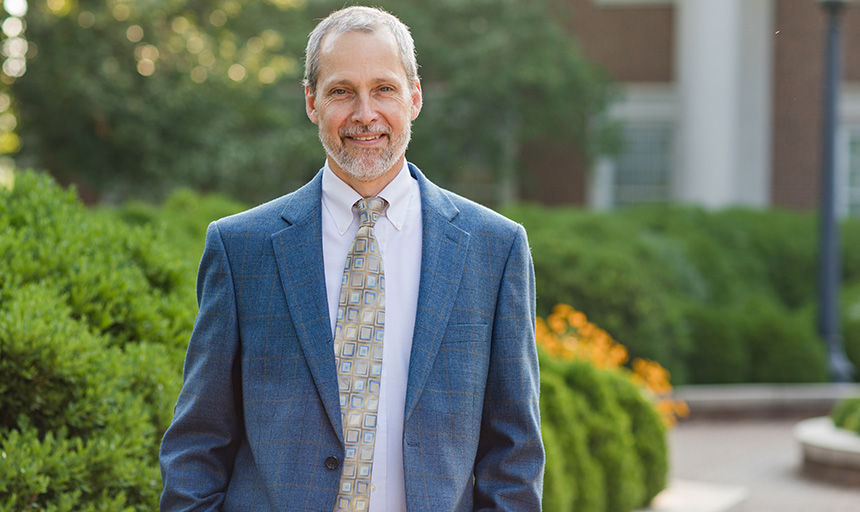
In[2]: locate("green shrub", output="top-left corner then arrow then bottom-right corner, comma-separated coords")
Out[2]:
685,305 -> 750,384
540,367 -> 604,512
842,282 -> 860,374
540,352 -> 667,512
831,397 -> 860,434
604,369 -> 668,503
715,209 -> 817,309
108,187 -> 247,265
506,203 -> 846,384
507,204 -> 698,383
0,171 -> 196,510
738,296 -> 828,383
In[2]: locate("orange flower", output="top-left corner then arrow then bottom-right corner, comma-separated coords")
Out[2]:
536,303 -> 687,427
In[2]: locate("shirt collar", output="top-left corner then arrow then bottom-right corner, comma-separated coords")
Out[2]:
321,159 -> 414,235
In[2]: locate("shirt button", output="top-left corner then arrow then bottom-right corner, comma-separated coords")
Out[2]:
324,456 -> 339,470
371,484 -> 377,492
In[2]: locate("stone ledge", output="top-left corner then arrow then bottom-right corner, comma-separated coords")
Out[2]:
673,383 -> 860,419
795,416 -> 860,480
636,479 -> 748,512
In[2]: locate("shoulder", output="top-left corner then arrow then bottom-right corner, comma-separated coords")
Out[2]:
446,189 -> 523,239
411,163 -> 524,242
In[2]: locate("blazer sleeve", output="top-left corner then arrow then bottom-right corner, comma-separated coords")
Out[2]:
159,221 -> 243,511
473,224 -> 545,510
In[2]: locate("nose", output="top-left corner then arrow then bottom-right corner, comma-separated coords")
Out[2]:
352,93 -> 379,125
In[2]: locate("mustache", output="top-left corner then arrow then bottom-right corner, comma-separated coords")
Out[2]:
339,125 -> 391,138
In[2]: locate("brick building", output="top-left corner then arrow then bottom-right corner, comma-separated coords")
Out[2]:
522,0 -> 860,214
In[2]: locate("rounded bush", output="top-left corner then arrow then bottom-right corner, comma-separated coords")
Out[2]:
831,397 -> 860,434
737,296 -> 828,383
540,366 -> 604,512
539,351 -> 668,512
0,171 -> 195,510
508,204 -> 697,383
685,305 -> 750,384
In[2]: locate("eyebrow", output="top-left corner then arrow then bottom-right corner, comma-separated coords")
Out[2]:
321,75 -> 402,90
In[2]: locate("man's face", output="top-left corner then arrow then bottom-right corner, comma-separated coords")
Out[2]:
305,29 -> 422,189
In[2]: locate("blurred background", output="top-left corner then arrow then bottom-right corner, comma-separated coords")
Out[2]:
4,0 -> 860,211
3,1 -> 860,510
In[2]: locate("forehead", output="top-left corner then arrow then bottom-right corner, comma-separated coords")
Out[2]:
317,29 -> 408,86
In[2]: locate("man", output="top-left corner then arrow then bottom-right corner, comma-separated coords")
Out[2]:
159,6 -> 543,511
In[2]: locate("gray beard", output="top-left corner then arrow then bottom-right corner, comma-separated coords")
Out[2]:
320,122 -> 412,182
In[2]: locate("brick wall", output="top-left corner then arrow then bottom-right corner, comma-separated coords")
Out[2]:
520,0 -> 674,205
523,0 -> 860,209
772,1 -> 860,209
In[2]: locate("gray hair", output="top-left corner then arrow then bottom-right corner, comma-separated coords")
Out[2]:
303,6 -> 419,93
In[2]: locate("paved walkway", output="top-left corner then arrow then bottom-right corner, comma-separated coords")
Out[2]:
669,418 -> 860,512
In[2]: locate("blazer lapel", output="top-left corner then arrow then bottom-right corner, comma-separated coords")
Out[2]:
270,172 -> 344,443
404,164 -> 470,422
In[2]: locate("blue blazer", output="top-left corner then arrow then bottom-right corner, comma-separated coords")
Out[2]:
159,164 -> 543,511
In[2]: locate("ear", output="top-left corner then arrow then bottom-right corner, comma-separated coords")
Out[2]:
410,79 -> 423,121
305,85 -> 319,124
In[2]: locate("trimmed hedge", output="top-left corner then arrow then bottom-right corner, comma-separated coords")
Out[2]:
505,203 -> 857,384
539,352 -> 668,512
0,171 -> 195,510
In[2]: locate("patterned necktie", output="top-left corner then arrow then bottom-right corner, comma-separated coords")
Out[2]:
333,196 -> 387,512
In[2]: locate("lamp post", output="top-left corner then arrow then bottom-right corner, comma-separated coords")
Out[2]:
817,0 -> 855,382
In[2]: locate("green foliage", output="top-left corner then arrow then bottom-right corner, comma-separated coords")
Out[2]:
11,0 -> 612,204
831,397 -> 860,434
506,204 -> 698,382
739,297 -> 827,383
539,369 -> 604,512
539,352 -> 667,511
685,305 -> 749,384
604,370 -> 668,502
13,0 -> 320,202
107,187 -> 247,266
0,171 -> 195,510
842,282 -> 860,373
505,203 -> 841,385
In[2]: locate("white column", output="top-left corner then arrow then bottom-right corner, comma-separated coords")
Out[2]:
675,0 -> 743,207
736,0 -> 774,206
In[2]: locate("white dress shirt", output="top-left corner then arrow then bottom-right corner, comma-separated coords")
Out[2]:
321,160 -> 422,511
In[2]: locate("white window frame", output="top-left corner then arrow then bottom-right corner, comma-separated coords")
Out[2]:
589,84 -> 679,209
592,0 -> 673,7
838,86 -> 860,217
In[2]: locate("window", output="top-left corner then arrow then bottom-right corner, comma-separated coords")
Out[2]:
589,84 -> 677,209
845,129 -> 860,217
612,124 -> 674,207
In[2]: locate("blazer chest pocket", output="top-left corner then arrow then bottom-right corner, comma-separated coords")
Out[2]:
442,323 -> 491,344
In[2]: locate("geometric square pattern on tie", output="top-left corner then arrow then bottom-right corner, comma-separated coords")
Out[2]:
333,196 -> 387,512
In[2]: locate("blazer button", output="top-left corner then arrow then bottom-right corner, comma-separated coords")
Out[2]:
324,456 -> 339,470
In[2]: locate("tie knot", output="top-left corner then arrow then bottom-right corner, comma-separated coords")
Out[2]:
355,197 -> 387,227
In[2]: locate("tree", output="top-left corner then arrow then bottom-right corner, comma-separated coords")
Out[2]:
11,0 -> 320,202
7,0 -> 612,204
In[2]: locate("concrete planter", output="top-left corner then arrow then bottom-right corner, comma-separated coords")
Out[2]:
794,416 -> 860,483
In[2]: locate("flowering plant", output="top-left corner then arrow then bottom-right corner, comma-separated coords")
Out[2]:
537,303 -> 688,426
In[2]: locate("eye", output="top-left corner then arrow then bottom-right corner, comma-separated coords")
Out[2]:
330,88 -> 349,96
378,85 -> 394,93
